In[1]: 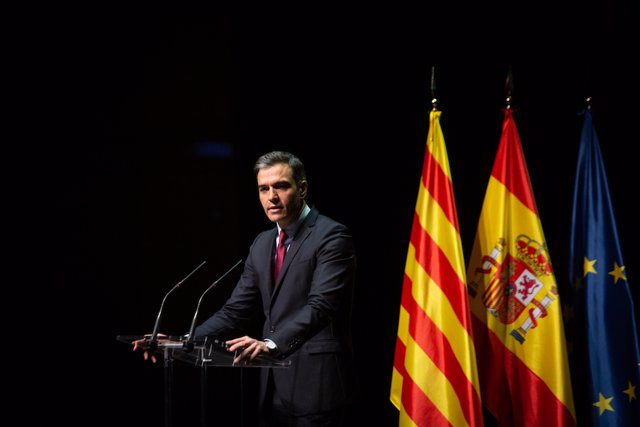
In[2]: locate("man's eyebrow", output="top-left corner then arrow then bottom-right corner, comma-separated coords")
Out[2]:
259,181 -> 290,186
258,181 -> 291,189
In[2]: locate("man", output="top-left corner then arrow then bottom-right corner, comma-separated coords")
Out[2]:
136,151 -> 357,426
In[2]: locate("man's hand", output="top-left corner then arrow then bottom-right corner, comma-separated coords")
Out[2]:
226,336 -> 269,365
132,334 -> 168,363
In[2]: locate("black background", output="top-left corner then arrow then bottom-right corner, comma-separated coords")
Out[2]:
18,8 -> 639,426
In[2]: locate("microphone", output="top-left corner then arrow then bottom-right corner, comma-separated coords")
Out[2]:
183,259 -> 243,352
145,260 -> 207,350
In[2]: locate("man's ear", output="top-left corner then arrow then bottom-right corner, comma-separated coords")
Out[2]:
299,180 -> 308,199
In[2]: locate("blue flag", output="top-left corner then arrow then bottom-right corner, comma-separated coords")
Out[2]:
568,108 -> 640,426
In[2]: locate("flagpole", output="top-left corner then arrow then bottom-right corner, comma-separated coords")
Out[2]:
430,65 -> 438,111
505,65 -> 514,110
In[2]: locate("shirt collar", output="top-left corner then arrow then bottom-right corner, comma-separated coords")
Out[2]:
277,203 -> 310,239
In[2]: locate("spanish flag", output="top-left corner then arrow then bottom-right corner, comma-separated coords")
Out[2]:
391,109 -> 484,427
466,108 -> 576,426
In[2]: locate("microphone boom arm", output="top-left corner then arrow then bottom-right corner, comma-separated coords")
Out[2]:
147,260 -> 208,347
184,259 -> 243,351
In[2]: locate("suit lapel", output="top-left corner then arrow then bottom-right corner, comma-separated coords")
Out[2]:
271,208 -> 318,298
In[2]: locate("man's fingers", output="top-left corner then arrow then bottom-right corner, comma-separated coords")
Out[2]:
231,340 -> 264,364
250,346 -> 262,360
143,351 -> 158,363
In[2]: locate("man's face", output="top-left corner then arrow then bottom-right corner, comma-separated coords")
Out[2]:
257,163 -> 306,228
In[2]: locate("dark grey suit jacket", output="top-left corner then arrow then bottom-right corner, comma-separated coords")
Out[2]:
195,207 -> 357,415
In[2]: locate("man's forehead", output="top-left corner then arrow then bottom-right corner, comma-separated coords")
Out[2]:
257,163 -> 293,184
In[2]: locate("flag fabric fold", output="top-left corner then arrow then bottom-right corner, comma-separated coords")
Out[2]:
566,107 -> 640,427
466,108 -> 576,426
391,109 -> 484,427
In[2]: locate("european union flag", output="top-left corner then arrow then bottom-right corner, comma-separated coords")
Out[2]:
567,107 -> 640,426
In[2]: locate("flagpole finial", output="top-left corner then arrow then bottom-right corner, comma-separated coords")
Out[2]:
430,66 -> 438,111
505,65 -> 514,110
586,96 -> 592,110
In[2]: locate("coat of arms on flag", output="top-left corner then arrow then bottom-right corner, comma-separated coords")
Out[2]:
468,234 -> 558,344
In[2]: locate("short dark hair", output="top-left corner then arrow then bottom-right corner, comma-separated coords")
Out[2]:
253,151 -> 307,184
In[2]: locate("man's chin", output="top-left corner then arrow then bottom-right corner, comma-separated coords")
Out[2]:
267,213 -> 282,223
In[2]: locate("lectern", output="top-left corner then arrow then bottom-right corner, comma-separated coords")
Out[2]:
117,335 -> 290,427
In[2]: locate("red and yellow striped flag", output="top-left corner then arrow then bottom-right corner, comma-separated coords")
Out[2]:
466,109 -> 576,426
391,109 -> 484,427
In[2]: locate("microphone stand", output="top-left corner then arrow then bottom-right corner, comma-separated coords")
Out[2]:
182,259 -> 243,427
164,345 -> 173,427
156,339 -> 186,427
145,260 -> 207,427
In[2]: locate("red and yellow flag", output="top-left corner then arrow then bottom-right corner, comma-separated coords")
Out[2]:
391,110 -> 484,427
466,109 -> 576,426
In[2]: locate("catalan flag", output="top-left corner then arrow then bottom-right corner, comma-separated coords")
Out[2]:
466,108 -> 576,426
390,109 -> 484,427
567,107 -> 640,426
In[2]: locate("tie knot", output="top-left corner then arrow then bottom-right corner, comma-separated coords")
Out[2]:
278,230 -> 287,246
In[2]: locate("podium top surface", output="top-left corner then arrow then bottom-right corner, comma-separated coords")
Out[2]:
117,335 -> 291,368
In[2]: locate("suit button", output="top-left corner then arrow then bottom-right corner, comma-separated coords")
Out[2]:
270,327 -> 275,332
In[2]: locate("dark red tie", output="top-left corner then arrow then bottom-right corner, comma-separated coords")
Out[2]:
274,230 -> 287,281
